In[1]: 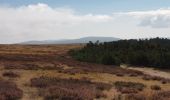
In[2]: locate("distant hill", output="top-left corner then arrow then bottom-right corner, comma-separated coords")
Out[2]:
19,37 -> 120,44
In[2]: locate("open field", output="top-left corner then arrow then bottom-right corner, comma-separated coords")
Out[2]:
0,44 -> 170,100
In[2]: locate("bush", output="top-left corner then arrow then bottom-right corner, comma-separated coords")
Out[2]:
142,75 -> 151,81
126,94 -> 146,100
116,73 -> 124,77
30,77 -> 112,99
114,81 -> 145,94
161,80 -> 167,84
142,75 -> 170,83
152,91 -> 170,100
44,86 -> 96,100
2,71 -> 19,78
0,80 -> 23,100
151,85 -> 161,90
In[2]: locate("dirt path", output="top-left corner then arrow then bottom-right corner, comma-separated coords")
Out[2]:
128,67 -> 170,79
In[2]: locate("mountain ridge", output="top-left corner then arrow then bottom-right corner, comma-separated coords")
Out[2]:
19,36 -> 120,44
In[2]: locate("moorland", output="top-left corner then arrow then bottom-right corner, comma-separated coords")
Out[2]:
0,42 -> 169,100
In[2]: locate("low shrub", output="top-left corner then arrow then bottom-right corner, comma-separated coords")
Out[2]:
161,80 -> 167,84
114,81 -> 145,94
2,71 -> 19,78
151,85 -> 161,91
0,80 -> 23,100
116,73 -> 124,77
44,86 -> 96,100
142,75 -> 151,81
142,75 -> 170,83
152,91 -> 170,100
128,73 -> 139,77
4,63 -> 40,70
121,88 -> 138,94
30,76 -> 112,99
4,62 -> 64,71
126,94 -> 146,100
125,91 -> 170,100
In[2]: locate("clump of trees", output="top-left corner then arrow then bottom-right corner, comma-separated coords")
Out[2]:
69,38 -> 170,69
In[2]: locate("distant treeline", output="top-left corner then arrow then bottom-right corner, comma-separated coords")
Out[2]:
69,38 -> 170,69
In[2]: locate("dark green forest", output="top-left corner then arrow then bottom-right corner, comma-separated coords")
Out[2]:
69,38 -> 170,69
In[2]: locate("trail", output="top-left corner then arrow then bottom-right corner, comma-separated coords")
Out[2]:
128,67 -> 170,79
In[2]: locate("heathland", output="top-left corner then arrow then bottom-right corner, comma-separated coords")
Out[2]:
0,43 -> 169,100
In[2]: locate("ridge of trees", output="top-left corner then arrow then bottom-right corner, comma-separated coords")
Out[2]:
69,37 -> 170,69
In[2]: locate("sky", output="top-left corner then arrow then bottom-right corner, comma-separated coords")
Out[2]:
0,0 -> 170,43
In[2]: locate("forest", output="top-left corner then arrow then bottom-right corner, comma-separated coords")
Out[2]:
69,38 -> 170,69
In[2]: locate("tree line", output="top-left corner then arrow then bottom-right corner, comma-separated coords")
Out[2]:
69,38 -> 170,69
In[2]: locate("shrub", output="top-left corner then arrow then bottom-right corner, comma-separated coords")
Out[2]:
128,73 -> 138,77
44,86 -> 96,100
30,77 -> 112,99
126,94 -> 146,100
120,88 -> 138,94
114,81 -> 145,94
0,80 -> 23,100
161,80 -> 167,84
151,85 -> 161,91
4,62 -> 64,70
2,71 -> 19,78
116,73 -> 124,77
142,75 -> 151,81
152,91 -> 170,100
4,63 -> 40,70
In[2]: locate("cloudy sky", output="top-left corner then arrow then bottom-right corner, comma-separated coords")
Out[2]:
0,0 -> 170,43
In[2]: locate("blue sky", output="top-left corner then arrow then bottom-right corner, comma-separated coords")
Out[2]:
0,0 -> 170,43
1,0 -> 170,13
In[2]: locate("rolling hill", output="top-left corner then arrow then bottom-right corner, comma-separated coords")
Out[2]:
19,36 -> 120,44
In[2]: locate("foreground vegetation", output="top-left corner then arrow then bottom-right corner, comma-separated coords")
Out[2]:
70,38 -> 170,69
0,44 -> 169,100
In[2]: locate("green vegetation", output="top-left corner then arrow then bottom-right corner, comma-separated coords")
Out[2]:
70,38 -> 170,69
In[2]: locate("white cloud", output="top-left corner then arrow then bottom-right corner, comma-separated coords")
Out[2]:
122,8 -> 170,28
0,3 -> 170,43
0,3 -> 112,43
